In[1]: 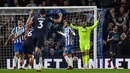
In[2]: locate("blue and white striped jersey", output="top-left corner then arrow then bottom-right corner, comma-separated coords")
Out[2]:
11,26 -> 25,43
64,27 -> 73,46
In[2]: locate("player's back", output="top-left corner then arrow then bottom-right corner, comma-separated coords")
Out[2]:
27,27 -> 34,40
32,14 -> 52,36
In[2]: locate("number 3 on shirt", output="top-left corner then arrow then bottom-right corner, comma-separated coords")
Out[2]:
38,20 -> 43,29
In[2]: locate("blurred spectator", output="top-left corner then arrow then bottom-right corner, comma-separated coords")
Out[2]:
4,3 -> 8,7
81,0 -> 86,6
91,1 -> 97,6
119,32 -> 128,56
50,48 -> 55,56
54,45 -> 62,57
107,23 -> 114,33
63,0 -> 69,6
42,1 -> 46,6
19,0 -> 28,6
12,0 -> 20,6
121,0 -> 127,3
26,0 -> 36,7
87,0 -> 93,6
122,24 -> 127,33
52,3 -> 58,6
43,40 -> 49,58
48,38 -> 55,48
52,33 -> 57,42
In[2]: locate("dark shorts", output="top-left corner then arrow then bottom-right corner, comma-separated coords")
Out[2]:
22,39 -> 33,54
32,33 -> 45,49
109,43 -> 118,54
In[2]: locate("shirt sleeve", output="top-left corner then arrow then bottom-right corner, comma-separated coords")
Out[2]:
87,20 -> 99,30
70,23 -> 79,30
49,17 -> 54,23
108,32 -> 113,39
11,28 -> 16,34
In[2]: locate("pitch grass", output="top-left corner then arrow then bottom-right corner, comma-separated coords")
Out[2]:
0,69 -> 130,73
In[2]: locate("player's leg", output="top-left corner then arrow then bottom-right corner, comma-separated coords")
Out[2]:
63,46 -> 70,68
79,44 -> 86,68
13,43 -> 20,69
67,45 -> 73,69
27,42 -> 34,66
39,51 -> 43,68
108,44 -> 114,68
111,45 -> 117,69
19,43 -> 24,69
24,54 -> 29,70
22,41 -> 30,69
84,45 -> 90,69
34,36 -> 44,71
82,49 -> 89,69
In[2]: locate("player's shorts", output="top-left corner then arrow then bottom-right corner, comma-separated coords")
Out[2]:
22,39 -> 33,54
14,43 -> 24,54
79,43 -> 90,52
64,45 -> 73,54
109,43 -> 118,54
32,33 -> 45,49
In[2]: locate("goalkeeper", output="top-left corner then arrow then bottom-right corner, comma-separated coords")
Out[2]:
70,13 -> 101,69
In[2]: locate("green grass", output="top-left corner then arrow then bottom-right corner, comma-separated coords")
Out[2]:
0,69 -> 130,73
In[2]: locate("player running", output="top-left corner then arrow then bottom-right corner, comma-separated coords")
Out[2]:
58,21 -> 75,70
11,19 -> 25,69
26,9 -> 62,71
70,14 -> 101,69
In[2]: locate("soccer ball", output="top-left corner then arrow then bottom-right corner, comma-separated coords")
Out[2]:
73,56 -> 78,61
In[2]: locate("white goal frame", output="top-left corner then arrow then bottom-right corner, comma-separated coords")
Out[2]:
0,6 -> 97,68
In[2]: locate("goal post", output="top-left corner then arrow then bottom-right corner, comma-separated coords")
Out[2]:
0,6 -> 98,69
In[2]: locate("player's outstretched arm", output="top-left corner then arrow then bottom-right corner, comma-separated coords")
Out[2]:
53,13 -> 63,24
88,13 -> 101,30
12,33 -> 24,42
70,23 -> 79,30
4,33 -> 14,46
57,31 -> 65,37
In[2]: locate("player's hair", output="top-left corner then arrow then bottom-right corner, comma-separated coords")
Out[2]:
17,17 -> 22,21
40,9 -> 46,14
64,20 -> 70,25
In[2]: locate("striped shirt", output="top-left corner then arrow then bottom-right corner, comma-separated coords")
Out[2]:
64,27 -> 73,46
11,26 -> 24,43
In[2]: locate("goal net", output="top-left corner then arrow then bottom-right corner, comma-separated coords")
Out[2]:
0,6 -> 102,69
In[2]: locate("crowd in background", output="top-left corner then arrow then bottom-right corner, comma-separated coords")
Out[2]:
0,0 -> 130,59
0,0 -> 97,7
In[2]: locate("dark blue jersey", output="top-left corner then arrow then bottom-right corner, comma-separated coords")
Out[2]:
32,14 -> 54,36
27,28 -> 34,40
109,31 -> 120,44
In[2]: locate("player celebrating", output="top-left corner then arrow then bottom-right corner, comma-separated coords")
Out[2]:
26,9 -> 62,71
22,26 -> 34,70
70,14 -> 101,69
58,21 -> 75,70
107,25 -> 119,69
11,19 -> 25,69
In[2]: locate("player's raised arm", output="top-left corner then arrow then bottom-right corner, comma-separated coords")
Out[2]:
87,13 -> 101,30
53,13 -> 63,24
70,23 -> 79,30
25,10 -> 33,31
